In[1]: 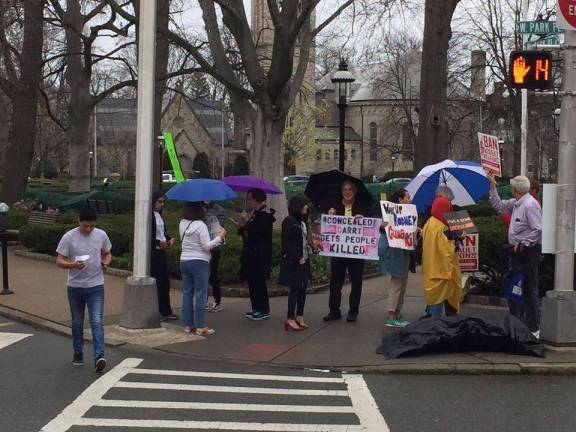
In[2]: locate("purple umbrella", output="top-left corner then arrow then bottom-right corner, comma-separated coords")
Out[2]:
223,175 -> 282,195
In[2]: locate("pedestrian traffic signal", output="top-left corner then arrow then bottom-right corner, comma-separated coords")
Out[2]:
509,51 -> 553,90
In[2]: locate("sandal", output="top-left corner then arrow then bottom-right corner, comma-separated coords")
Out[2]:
184,326 -> 195,333
195,327 -> 215,336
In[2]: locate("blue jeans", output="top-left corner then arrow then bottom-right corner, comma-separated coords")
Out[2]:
67,285 -> 105,359
180,260 -> 210,328
426,303 -> 444,318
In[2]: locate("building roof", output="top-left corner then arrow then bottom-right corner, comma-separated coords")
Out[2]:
96,97 -> 229,146
317,49 -> 483,103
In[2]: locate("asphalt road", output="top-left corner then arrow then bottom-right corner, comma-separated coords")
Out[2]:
1,316 -> 576,432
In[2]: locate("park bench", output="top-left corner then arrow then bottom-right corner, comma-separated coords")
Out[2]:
28,210 -> 60,225
86,199 -> 112,214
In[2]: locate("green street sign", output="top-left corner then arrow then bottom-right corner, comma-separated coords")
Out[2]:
162,131 -> 186,183
515,20 -> 563,35
525,35 -> 560,48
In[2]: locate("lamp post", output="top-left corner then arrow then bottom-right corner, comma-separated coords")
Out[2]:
88,151 -> 93,187
331,58 -> 355,172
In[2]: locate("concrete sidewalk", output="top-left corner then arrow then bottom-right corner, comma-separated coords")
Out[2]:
1,247 -> 576,374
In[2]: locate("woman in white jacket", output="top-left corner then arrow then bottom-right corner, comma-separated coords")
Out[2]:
179,202 -> 226,336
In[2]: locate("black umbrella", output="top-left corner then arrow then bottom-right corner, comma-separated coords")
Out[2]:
304,170 -> 374,212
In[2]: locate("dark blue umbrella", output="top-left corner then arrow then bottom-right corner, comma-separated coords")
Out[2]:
166,179 -> 238,202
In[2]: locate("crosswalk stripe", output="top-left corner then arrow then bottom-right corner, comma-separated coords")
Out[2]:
74,418 -> 364,431
114,380 -> 349,396
0,332 -> 32,350
126,367 -> 345,383
0,322 -> 15,328
95,399 -> 355,413
344,374 -> 390,432
41,358 -> 144,432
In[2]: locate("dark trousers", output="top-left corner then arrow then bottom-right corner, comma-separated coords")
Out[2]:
328,257 -> 365,316
248,276 -> 270,314
287,265 -> 309,319
509,245 -> 541,332
151,249 -> 172,316
209,249 -> 221,304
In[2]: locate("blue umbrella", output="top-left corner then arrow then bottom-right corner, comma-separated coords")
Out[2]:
166,179 -> 238,202
406,160 -> 489,212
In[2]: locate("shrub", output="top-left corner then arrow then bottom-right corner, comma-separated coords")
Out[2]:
8,209 -> 30,230
20,223 -> 74,254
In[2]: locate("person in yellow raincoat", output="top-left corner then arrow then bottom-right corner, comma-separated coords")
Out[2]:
422,196 -> 462,318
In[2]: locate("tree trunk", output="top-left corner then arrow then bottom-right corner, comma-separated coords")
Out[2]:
251,108 -> 288,224
68,104 -> 92,192
415,0 -> 460,172
153,0 -> 170,188
0,0 -> 45,203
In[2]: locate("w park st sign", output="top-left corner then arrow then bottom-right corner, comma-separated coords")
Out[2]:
515,20 -> 563,34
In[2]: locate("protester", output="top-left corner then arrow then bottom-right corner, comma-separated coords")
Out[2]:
203,200 -> 226,312
488,173 -> 542,338
236,188 -> 275,321
179,202 -> 225,336
151,190 -> 177,322
55,206 -> 112,372
278,195 -> 312,331
378,189 -> 414,327
421,197 -> 462,318
500,177 -> 541,227
324,180 -> 372,322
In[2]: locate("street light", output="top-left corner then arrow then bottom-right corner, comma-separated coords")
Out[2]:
331,58 -> 355,172
88,151 -> 93,187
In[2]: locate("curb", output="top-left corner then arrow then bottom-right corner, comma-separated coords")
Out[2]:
0,303 -> 126,348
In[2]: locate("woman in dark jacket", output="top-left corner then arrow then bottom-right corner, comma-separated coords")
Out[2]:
236,188 -> 276,321
151,190 -> 176,321
278,195 -> 311,331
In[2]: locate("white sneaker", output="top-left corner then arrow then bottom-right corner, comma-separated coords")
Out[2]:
531,330 -> 540,339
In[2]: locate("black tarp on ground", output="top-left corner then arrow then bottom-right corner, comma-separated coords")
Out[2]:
377,314 -> 545,359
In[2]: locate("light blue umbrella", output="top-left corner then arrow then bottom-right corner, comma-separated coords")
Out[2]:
166,179 -> 238,202
406,160 -> 489,212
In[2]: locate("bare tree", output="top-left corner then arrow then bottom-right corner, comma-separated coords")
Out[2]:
105,0 -> 397,219
0,0 -> 45,203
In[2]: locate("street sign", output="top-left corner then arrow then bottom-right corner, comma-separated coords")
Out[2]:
509,51 -> 553,90
557,0 -> 576,30
525,35 -> 561,48
515,20 -> 563,34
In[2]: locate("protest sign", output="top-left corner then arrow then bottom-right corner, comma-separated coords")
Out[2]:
444,210 -> 478,234
380,201 -> 418,250
163,131 -> 185,182
458,233 -> 479,272
316,214 -> 381,260
478,132 -> 502,176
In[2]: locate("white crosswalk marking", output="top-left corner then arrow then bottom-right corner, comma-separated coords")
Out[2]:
0,331 -> 32,350
41,357 -> 390,432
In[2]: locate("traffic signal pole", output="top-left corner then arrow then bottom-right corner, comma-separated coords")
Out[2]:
540,28 -> 576,345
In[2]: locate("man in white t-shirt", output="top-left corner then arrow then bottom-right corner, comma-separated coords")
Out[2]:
56,206 -> 112,372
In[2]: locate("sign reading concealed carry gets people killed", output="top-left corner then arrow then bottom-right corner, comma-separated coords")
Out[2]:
380,201 -> 418,250
316,215 -> 381,260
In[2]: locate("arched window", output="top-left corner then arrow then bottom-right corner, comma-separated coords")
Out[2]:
369,122 -> 378,161
334,149 -> 339,160
343,150 -> 348,160
351,149 -> 356,160
325,149 -> 331,160
316,149 -> 322,161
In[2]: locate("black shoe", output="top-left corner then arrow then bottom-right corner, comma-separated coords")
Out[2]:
346,313 -> 358,322
161,314 -> 178,321
95,356 -> 107,372
72,352 -> 84,366
323,313 -> 342,322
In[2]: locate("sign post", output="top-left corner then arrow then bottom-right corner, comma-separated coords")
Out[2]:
540,0 -> 576,345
